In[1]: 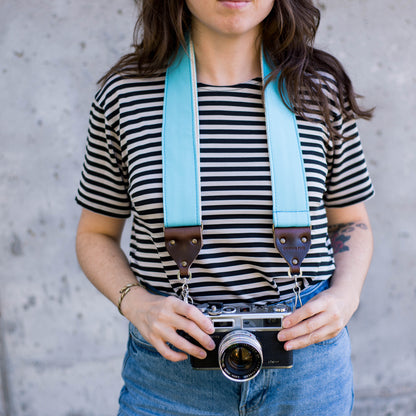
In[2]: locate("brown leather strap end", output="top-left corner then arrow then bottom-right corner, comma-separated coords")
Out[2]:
165,226 -> 203,277
273,227 -> 311,275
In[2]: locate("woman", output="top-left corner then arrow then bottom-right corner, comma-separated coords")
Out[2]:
75,1 -> 374,415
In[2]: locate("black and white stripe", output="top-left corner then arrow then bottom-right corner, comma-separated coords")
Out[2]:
76,74 -> 374,304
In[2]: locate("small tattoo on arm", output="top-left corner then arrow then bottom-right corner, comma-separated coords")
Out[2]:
328,222 -> 368,254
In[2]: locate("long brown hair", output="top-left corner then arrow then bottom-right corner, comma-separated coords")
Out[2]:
99,0 -> 373,140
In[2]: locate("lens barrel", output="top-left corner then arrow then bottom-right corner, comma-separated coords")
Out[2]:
218,330 -> 263,382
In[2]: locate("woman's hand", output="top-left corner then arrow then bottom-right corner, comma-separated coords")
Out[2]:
277,286 -> 357,350
278,202 -> 373,351
76,208 -> 215,363
122,290 -> 216,362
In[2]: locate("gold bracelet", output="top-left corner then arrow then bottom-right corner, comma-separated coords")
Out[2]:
118,283 -> 142,316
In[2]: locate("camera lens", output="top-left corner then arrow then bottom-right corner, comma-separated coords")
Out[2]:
227,347 -> 254,370
218,330 -> 263,382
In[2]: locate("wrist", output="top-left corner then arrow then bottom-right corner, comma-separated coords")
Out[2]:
328,280 -> 361,317
118,283 -> 147,318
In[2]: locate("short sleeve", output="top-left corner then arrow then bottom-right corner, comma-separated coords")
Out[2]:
75,99 -> 131,218
324,116 -> 375,207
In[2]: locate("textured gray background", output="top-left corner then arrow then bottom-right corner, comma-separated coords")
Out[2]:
0,0 -> 415,415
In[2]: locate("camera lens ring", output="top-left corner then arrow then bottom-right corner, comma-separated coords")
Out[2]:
218,330 -> 263,382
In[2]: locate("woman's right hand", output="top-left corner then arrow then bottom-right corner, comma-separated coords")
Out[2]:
122,288 -> 216,362
75,209 -> 214,362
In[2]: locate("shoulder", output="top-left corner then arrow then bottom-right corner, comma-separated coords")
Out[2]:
308,71 -> 343,106
300,71 -> 344,123
308,71 -> 357,134
94,71 -> 166,110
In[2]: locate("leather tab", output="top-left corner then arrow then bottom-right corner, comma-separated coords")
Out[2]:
165,226 -> 203,277
273,227 -> 311,275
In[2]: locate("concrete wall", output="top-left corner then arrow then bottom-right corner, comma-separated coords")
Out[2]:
0,0 -> 414,415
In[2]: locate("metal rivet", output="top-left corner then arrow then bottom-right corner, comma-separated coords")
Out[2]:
191,238 -> 198,245
181,261 -> 188,267
169,240 -> 176,246
279,237 -> 286,244
301,237 -> 308,243
292,258 -> 299,265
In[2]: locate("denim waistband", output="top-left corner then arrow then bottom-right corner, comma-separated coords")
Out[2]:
139,278 -> 329,309
140,281 -> 170,297
282,279 -> 329,311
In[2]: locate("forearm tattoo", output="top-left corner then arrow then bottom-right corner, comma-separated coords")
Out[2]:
328,222 -> 369,254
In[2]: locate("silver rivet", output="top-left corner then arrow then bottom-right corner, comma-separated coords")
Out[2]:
181,261 -> 188,267
292,258 -> 299,265
191,238 -> 198,245
280,237 -> 286,244
301,237 -> 308,243
169,240 -> 176,246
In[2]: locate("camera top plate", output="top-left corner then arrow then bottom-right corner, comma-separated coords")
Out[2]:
198,302 -> 292,331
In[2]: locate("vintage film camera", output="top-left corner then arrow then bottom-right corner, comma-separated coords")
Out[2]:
185,302 -> 293,382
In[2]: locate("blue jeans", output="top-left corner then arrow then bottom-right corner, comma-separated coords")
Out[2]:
118,280 -> 354,416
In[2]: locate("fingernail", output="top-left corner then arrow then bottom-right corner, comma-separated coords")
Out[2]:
278,332 -> 286,342
208,340 -> 216,350
283,319 -> 291,328
285,343 -> 293,351
198,350 -> 207,359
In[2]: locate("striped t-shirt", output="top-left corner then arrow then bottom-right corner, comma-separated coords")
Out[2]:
76,74 -> 374,304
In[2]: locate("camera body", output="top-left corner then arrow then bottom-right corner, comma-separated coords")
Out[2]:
186,302 -> 293,382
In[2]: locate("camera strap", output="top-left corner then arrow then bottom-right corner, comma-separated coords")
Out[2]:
162,38 -> 311,302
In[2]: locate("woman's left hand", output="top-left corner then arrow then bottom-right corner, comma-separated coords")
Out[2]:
277,286 -> 357,350
278,203 -> 373,351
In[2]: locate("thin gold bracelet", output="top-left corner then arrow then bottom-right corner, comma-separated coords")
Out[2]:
117,283 -> 142,316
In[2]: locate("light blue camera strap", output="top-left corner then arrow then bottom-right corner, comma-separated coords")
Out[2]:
163,39 -> 201,229
261,58 -> 310,230
162,39 -> 311,282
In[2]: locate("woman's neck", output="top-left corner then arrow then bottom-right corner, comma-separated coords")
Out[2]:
191,30 -> 262,86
